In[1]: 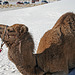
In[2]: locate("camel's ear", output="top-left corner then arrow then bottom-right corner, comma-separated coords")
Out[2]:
15,25 -> 28,36
19,25 -> 28,36
20,25 -> 28,34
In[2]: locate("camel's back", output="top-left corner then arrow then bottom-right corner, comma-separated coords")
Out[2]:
37,12 -> 75,54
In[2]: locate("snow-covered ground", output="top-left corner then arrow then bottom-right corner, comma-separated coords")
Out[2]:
0,0 -> 75,75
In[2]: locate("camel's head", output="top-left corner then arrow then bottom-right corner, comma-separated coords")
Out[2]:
0,24 -> 28,47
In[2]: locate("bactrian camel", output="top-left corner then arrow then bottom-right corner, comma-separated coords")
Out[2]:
0,12 -> 75,75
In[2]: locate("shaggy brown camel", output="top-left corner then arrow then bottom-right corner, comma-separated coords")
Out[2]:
0,12 -> 75,75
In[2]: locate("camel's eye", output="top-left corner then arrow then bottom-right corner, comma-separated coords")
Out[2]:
8,29 -> 15,32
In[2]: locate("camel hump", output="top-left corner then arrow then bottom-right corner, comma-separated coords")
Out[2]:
53,12 -> 75,29
37,12 -> 75,54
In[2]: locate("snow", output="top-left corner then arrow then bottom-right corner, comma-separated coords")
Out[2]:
0,0 -> 75,75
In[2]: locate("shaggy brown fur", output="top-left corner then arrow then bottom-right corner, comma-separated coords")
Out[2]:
0,12 -> 75,75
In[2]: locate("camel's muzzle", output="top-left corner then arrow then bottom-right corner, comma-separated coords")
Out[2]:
0,25 -> 8,37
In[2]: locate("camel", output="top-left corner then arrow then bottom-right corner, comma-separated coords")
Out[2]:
0,12 -> 75,75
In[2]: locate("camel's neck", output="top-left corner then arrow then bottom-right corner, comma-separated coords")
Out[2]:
20,32 -> 35,57
8,32 -> 35,67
